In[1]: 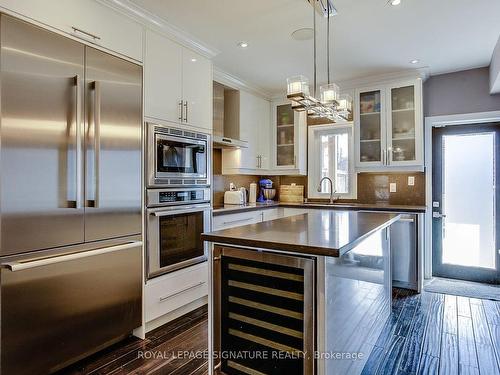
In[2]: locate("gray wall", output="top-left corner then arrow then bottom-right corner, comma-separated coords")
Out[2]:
424,67 -> 500,117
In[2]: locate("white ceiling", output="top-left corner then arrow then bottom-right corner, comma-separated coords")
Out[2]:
130,0 -> 500,95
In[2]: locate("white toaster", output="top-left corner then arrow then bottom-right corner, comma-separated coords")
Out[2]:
224,190 -> 244,205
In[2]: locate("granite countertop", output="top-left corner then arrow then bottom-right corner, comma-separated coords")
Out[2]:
212,201 -> 426,215
202,210 -> 401,257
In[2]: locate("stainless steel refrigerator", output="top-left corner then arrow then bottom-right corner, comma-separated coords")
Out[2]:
0,15 -> 143,374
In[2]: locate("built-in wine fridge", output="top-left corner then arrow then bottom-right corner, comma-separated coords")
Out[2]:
213,246 -> 315,375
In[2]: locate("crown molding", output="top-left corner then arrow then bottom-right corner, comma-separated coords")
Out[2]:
337,67 -> 430,90
97,0 -> 220,59
213,67 -> 273,100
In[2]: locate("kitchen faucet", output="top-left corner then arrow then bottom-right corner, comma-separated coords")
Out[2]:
317,177 -> 337,204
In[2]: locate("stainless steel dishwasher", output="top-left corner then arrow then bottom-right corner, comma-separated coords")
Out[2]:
390,213 -> 421,291
359,211 -> 422,291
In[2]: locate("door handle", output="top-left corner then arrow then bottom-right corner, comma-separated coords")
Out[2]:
223,217 -> 253,225
68,75 -> 82,209
1,241 -> 142,272
432,212 -> 446,219
183,101 -> 188,123
178,100 -> 183,121
72,27 -> 101,41
159,281 -> 206,302
88,81 -> 101,208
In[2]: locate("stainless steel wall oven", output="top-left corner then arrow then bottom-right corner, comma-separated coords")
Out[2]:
146,188 -> 211,278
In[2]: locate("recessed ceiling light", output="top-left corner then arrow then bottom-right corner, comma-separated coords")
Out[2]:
291,28 -> 314,41
237,41 -> 249,48
190,58 -> 197,62
410,59 -> 420,64
390,0 -> 401,5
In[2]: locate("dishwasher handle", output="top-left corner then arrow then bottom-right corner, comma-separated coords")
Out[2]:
2,241 -> 143,272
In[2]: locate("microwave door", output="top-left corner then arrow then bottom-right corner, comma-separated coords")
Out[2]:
155,135 -> 207,178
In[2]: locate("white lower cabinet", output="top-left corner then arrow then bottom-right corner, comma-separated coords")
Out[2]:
213,207 -> 311,231
281,207 -> 311,217
212,210 -> 264,231
145,262 -> 208,323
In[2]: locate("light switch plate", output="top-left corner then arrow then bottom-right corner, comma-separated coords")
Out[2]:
408,176 -> 415,186
390,183 -> 397,193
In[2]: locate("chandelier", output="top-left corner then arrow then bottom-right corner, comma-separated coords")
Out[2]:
286,0 -> 352,121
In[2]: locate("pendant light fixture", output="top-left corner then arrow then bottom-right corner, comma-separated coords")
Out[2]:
286,0 -> 352,121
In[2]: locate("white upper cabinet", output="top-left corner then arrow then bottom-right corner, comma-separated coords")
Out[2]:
270,99 -> 307,175
0,0 -> 143,61
387,81 -> 423,167
181,49 -> 213,131
145,30 -> 212,131
145,30 -> 183,123
355,78 -> 423,170
222,91 -> 271,174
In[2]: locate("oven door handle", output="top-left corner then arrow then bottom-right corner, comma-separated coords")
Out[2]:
150,205 -> 211,217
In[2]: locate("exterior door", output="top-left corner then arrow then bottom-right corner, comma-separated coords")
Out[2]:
432,123 -> 500,284
0,15 -> 85,256
84,47 -> 142,241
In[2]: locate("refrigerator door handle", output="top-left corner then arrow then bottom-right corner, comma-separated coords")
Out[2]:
67,75 -> 81,209
74,74 -> 82,209
1,241 -> 142,272
88,81 -> 101,208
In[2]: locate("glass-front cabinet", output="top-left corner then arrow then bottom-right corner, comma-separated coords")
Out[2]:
276,104 -> 295,166
358,89 -> 384,165
271,100 -> 307,174
355,79 -> 423,169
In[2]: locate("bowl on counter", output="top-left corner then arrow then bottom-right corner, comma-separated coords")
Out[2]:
262,188 -> 276,201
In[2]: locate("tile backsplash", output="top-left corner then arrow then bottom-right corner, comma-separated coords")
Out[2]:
213,173 -> 425,207
213,150 -> 425,206
356,172 -> 425,206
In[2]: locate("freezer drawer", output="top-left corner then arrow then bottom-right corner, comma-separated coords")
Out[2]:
1,241 -> 142,375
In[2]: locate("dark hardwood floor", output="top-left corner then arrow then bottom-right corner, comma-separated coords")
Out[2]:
61,289 -> 500,375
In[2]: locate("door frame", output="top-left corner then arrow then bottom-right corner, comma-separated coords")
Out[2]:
424,110 -> 500,280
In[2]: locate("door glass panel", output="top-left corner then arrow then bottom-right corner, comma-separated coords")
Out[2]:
156,136 -> 207,175
159,211 -> 205,268
442,133 -> 495,269
276,104 -> 295,166
391,86 -> 416,162
359,90 -> 382,163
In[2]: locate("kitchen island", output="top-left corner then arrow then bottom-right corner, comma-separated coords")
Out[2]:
202,210 -> 401,375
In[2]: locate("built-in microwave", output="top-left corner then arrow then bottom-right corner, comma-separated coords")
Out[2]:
147,122 -> 210,187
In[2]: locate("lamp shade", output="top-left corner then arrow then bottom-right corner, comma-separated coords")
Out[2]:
287,75 -> 310,96
320,83 -> 339,104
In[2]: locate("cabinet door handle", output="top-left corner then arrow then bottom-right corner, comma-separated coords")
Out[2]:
184,101 -> 188,123
223,217 -> 253,225
159,281 -> 206,302
178,100 -> 183,121
72,27 -> 101,41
